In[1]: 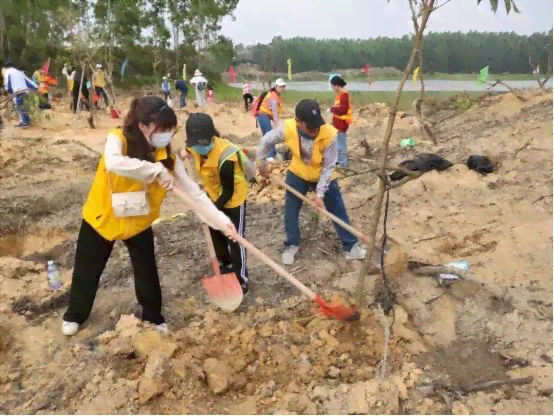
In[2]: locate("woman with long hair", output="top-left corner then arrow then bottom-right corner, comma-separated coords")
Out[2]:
62,96 -> 236,336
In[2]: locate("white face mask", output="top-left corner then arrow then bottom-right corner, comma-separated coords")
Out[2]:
151,132 -> 172,148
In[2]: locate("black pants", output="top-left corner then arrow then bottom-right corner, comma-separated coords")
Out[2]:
243,93 -> 253,111
63,220 -> 164,325
72,83 -> 90,114
95,86 -> 109,107
209,203 -> 248,287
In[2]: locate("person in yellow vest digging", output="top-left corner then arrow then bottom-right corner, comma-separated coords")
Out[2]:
254,78 -> 286,159
93,63 -> 110,109
62,96 -> 237,337
257,99 -> 366,265
184,113 -> 250,295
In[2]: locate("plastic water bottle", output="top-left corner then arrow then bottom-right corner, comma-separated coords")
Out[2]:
439,260 -> 469,282
47,260 -> 62,290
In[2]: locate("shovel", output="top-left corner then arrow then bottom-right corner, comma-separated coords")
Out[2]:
201,224 -> 244,311
172,187 -> 359,321
270,174 -> 372,245
180,157 -> 243,311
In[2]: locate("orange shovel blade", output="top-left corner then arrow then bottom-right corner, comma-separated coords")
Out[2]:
314,295 -> 360,321
202,272 -> 243,312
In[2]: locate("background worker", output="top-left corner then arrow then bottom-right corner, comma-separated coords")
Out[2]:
242,82 -> 253,111
93,63 -> 110,109
253,78 -> 287,158
328,75 -> 353,168
190,69 -> 208,108
175,78 -> 188,109
3,61 -> 38,128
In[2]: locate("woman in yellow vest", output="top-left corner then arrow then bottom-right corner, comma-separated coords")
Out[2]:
254,78 -> 286,158
184,113 -> 249,294
62,96 -> 236,336
93,63 -> 110,109
328,75 -> 353,168
257,99 -> 366,265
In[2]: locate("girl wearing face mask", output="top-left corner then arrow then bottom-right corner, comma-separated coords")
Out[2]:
184,113 -> 250,295
62,96 -> 236,337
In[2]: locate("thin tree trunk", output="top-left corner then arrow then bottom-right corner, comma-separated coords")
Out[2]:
19,0 -> 33,62
355,0 -> 435,308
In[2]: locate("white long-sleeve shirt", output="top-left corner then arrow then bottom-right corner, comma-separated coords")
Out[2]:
3,67 -> 37,94
104,133 -> 232,232
257,124 -> 338,197
190,75 -> 207,88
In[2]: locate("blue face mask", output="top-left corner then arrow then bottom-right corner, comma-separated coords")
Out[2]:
192,143 -> 213,155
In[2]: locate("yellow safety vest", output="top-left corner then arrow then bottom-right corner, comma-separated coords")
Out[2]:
333,92 -> 353,123
257,91 -> 283,120
283,119 -> 338,182
93,71 -> 106,88
82,129 -> 169,241
189,137 -> 248,208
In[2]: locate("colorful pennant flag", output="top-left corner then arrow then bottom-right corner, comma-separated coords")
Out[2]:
120,58 -> 128,78
41,58 -> 50,74
229,66 -> 236,83
476,66 -> 489,85
287,58 -> 292,81
363,63 -> 370,76
413,66 -> 421,82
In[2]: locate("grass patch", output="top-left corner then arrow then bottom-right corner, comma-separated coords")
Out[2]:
214,83 -> 486,111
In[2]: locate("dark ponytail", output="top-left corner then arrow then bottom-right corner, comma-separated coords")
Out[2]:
123,96 -> 177,170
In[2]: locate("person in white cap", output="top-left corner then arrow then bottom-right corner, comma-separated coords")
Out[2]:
190,69 -> 208,108
93,63 -> 110,109
252,78 -> 286,158
161,75 -> 171,101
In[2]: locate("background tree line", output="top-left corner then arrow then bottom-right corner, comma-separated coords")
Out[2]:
235,30 -> 553,75
0,0 -> 237,85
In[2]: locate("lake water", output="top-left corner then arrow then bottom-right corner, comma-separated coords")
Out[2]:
231,79 -> 552,92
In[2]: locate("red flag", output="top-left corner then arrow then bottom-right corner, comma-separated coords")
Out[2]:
229,66 -> 236,83
41,58 -> 50,74
363,63 -> 369,76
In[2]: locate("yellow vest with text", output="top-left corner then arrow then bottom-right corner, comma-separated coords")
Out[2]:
82,129 -> 169,241
257,91 -> 283,120
333,92 -> 353,123
283,119 -> 338,182
189,137 -> 248,209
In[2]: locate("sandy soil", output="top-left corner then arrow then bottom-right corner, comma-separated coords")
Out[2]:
0,89 -> 552,414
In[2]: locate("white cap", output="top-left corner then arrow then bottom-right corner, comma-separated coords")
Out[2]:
194,69 -> 202,76
47,260 -> 54,265
275,78 -> 287,87
96,63 -> 102,68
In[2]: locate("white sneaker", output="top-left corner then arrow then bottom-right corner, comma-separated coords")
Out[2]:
155,323 -> 169,335
282,245 -> 299,265
345,243 -> 366,260
62,321 -> 80,336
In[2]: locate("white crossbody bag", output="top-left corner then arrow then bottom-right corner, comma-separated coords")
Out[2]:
109,172 -> 151,218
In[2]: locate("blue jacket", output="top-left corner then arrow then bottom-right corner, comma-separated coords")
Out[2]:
175,80 -> 188,94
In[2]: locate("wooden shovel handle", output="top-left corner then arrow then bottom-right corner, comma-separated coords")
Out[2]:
270,175 -> 371,245
171,187 -> 317,301
202,224 -> 221,275
181,156 -> 221,276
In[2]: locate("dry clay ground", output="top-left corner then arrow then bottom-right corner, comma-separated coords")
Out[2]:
0,90 -> 552,414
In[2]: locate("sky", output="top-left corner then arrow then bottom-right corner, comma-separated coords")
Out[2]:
220,0 -> 553,46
